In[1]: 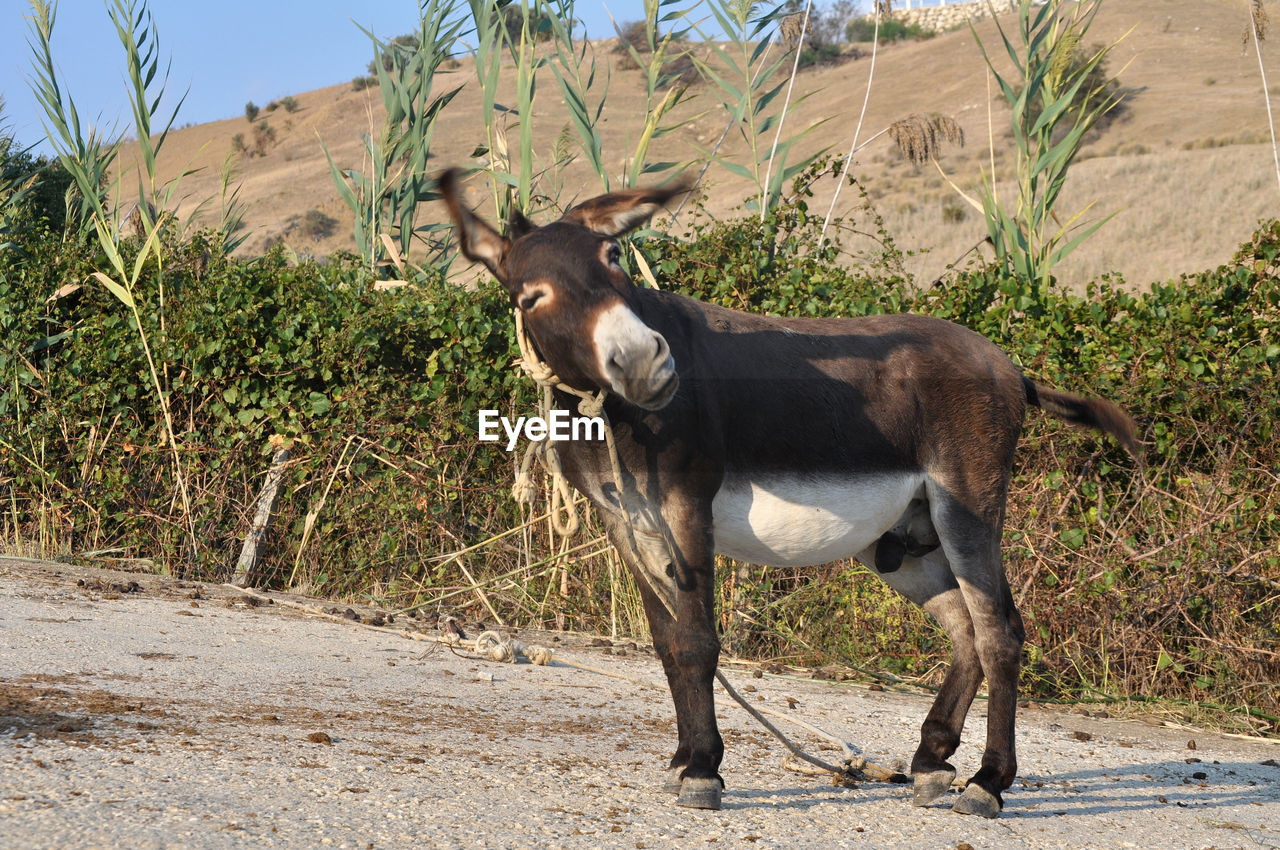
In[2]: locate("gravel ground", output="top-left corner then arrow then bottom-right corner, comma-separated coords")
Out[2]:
2,557 -> 1278,849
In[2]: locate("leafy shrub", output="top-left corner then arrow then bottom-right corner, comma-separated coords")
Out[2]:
367,33 -> 421,76
846,17 -> 934,43
1,134 -> 74,235
778,2 -> 857,68
655,197 -> 907,317
279,95 -> 299,113
614,18 -> 697,84
351,75 -> 375,91
293,208 -> 337,241
500,4 -> 554,44
252,120 -> 276,156
244,101 -> 260,122
0,232 -> 529,591
941,199 -> 966,223
795,0 -> 858,49
614,20 -> 651,60
797,42 -> 842,68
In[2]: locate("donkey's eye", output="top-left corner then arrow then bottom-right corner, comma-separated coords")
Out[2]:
607,243 -> 622,267
519,291 -> 543,312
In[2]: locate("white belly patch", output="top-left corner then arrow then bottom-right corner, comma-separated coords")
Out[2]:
711,473 -> 926,567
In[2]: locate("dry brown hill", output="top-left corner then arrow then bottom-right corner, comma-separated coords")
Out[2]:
144,0 -> 1280,287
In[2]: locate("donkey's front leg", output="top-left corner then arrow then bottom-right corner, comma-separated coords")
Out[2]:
658,496 -> 724,810
603,519 -> 722,807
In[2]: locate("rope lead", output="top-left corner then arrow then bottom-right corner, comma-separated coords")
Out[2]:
511,310 -> 605,539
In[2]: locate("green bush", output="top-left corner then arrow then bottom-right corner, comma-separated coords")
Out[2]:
293,208 -> 337,241
941,199 -> 966,223
846,17 -> 933,43
1,135 -> 74,236
366,33 -> 422,76
655,197 -> 908,317
252,120 -> 276,156
500,4 -> 554,44
614,19 -> 651,60
0,231 -> 530,590
244,101 -> 260,122
797,42 -> 842,68
791,0 -> 858,67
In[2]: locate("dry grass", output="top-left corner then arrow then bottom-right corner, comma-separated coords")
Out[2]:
879,143 -> 1280,286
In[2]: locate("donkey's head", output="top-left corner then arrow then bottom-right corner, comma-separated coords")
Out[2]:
440,169 -> 684,410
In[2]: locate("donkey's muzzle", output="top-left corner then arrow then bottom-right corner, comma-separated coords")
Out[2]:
594,304 -> 678,410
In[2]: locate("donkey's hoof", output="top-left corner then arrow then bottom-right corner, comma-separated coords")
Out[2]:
662,767 -> 684,795
952,783 -> 1002,818
675,777 -> 723,810
912,769 -> 956,807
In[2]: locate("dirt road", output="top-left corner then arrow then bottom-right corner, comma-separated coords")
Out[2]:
2,557 -> 1277,848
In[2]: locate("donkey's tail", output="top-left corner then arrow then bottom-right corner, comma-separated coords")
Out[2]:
1022,376 -> 1143,465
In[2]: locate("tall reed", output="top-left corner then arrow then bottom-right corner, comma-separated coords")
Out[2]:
610,0 -> 698,190
962,0 -> 1129,311
324,0 -> 464,275
693,0 -> 829,214
547,0 -> 612,192
463,0 -> 548,221
1246,0 -> 1279,197
213,151 -> 250,253
760,0 -> 811,220
25,1 -> 120,238
26,0 -> 198,558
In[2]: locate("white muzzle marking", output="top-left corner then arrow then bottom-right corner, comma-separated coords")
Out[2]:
593,303 -> 677,409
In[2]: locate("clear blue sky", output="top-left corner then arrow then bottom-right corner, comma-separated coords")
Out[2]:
0,0 -> 673,152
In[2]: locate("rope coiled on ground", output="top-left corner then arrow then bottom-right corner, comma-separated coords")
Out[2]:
473,629 -> 553,665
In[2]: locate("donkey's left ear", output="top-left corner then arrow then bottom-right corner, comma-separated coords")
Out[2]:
438,168 -> 510,282
562,178 -> 692,237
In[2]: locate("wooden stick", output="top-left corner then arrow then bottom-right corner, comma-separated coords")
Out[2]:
232,444 -> 290,587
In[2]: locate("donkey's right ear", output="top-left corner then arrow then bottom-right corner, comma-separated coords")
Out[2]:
439,168 -> 509,283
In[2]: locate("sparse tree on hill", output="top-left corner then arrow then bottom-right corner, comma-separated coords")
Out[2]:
367,33 -> 422,75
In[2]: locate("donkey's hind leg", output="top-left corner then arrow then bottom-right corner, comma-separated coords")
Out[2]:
925,486 -> 1026,818
862,546 -> 983,808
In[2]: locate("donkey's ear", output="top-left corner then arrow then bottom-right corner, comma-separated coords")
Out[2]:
562,178 -> 692,237
507,208 -> 536,240
439,168 -> 509,282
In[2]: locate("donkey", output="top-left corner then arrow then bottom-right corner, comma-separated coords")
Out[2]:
439,170 -> 1139,818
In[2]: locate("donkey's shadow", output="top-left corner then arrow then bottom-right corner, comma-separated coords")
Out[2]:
720,759 -> 1279,817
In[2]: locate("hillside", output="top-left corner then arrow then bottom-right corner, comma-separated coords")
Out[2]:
143,0 -> 1280,287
